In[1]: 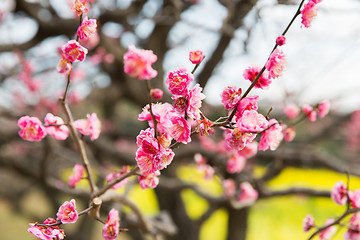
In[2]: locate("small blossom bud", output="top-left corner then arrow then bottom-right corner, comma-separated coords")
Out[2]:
150,88 -> 163,100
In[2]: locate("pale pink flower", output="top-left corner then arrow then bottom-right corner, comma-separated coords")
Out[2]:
236,110 -> 269,133
187,83 -> 205,119
138,103 -> 177,133
77,17 -> 97,40
68,164 -> 84,188
123,44 -> 157,80
106,166 -> 131,189
138,170 -> 160,189
303,214 -> 315,232
221,86 -> 241,110
226,128 -> 256,151
227,154 -> 246,174
283,126 -> 296,142
238,141 -> 258,159
28,218 -> 64,240
150,88 -> 163,100
56,199 -> 78,224
62,40 -> 88,62
237,182 -> 258,204
236,96 -> 259,119
189,50 -> 204,64
44,113 -> 69,140
102,209 -> 120,240
73,113 -> 101,141
319,218 -> 337,240
302,104 -> 317,122
71,0 -> 88,16
318,100 -> 330,118
276,36 -> 286,46
166,67 -> 193,97
301,1 -> 318,28
18,116 -> 47,142
169,116 -> 191,144
349,190 -> 360,208
284,104 -> 300,119
265,49 -> 287,79
223,179 -> 236,198
344,213 -> 360,240
331,181 -> 348,205
258,119 -> 283,151
56,57 -> 72,75
243,65 -> 272,89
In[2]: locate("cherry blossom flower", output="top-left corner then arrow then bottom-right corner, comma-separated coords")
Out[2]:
187,84 -> 205,119
237,182 -> 258,205
284,104 -> 300,119
221,86 -> 241,110
303,214 -> 315,232
226,128 -> 256,151
331,181 -> 348,205
56,199 -> 78,224
44,113 -> 69,140
77,17 -> 97,40
236,96 -> 259,119
106,166 -> 131,189
169,116 -> 191,144
243,65 -> 272,89
62,40 -> 88,62
196,117 -> 215,136
123,44 -> 157,80
223,179 -> 236,198
318,100 -> 330,118
102,209 -> 120,240
138,170 -> 160,189
238,141 -> 258,159
56,57 -> 72,75
236,110 -> 269,133
138,103 -> 177,133
18,116 -> 47,142
73,113 -> 101,141
189,50 -> 204,64
28,218 -> 65,240
166,67 -> 193,97
344,213 -> 360,240
283,126 -> 296,142
68,164 -> 84,188
319,218 -> 337,240
302,104 -> 317,122
349,190 -> 360,208
71,0 -> 88,16
136,128 -> 160,154
276,36 -> 286,46
227,154 -> 246,174
301,1 -> 318,28
150,88 -> 163,100
258,119 -> 283,151
265,49 -> 287,79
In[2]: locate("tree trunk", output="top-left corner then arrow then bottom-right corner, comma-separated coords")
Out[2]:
227,207 -> 249,240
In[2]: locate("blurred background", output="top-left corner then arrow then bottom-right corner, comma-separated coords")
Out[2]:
0,0 -> 360,239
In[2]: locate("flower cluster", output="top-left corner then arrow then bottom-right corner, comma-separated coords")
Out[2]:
301,0 -> 323,28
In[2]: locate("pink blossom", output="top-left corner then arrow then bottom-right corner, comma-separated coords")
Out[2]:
138,170 -> 160,189
106,166 -> 131,189
283,126 -> 296,142
196,117 -> 215,136
236,110 -> 269,133
71,0 -> 88,16
136,148 -> 158,174
258,119 -> 283,151
349,190 -> 360,208
227,154 -> 246,174
331,181 -> 348,205
62,40 -> 88,62
138,103 -> 177,133
102,209 -> 120,240
153,148 -> 175,171
265,49 -> 287,79
302,104 -> 317,122
344,213 -> 360,240
56,57 -> 72,75
123,44 -> 157,80
56,199 -> 78,224
77,17 -> 97,40
169,116 -> 191,144
236,96 -> 259,119
136,128 -> 159,154
237,182 -> 258,204
18,116 -> 47,142
303,214 -> 315,232
319,218 -> 337,240
44,113 -> 69,140
226,128 -> 256,151
318,100 -> 330,118
187,84 -> 205,119
243,65 -> 272,89
173,96 -> 188,115
166,67 -> 193,97
189,50 -> 204,64
223,179 -> 236,198
73,113 -> 101,140
28,218 -> 64,240
301,1 -> 318,28
221,86 -> 242,110
194,153 -> 207,166
150,88 -> 163,100
202,165 -> 215,180
284,104 -> 300,119
68,164 -> 84,188
238,141 -> 258,159
276,36 -> 286,46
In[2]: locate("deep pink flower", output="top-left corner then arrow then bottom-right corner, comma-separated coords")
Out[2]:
166,67 -> 193,97
221,86 -> 242,110
237,182 -> 258,204
153,148 -> 175,171
56,199 -> 78,224
18,116 -> 47,142
318,100 -> 330,118
136,148 -> 158,174
227,154 -> 246,174
123,44 -> 157,80
102,209 -> 120,240
265,49 -> 287,79
276,36 -> 286,46
344,213 -> 360,240
28,218 -> 65,240
349,190 -> 360,208
243,65 -> 272,89
303,214 -> 315,232
77,17 -> 97,40
71,0 -> 88,16
258,119 -> 283,151
187,83 -> 205,119
138,103 -> 177,133
73,113 -> 101,141
62,40 -> 88,62
319,218 -> 337,240
223,179 -> 236,198
284,104 -> 300,119
138,170 -> 160,189
106,166 -> 131,189
169,116 -> 191,144
68,164 -> 84,188
331,181 -> 348,205
136,128 -> 159,154
236,110 -> 269,133
226,128 -> 256,151
283,126 -> 296,142
150,88 -> 163,100
56,57 -> 72,75
44,113 -> 69,140
302,104 -> 317,122
301,1 -> 318,28
236,96 -> 259,119
196,117 -> 215,136
189,50 -> 204,64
